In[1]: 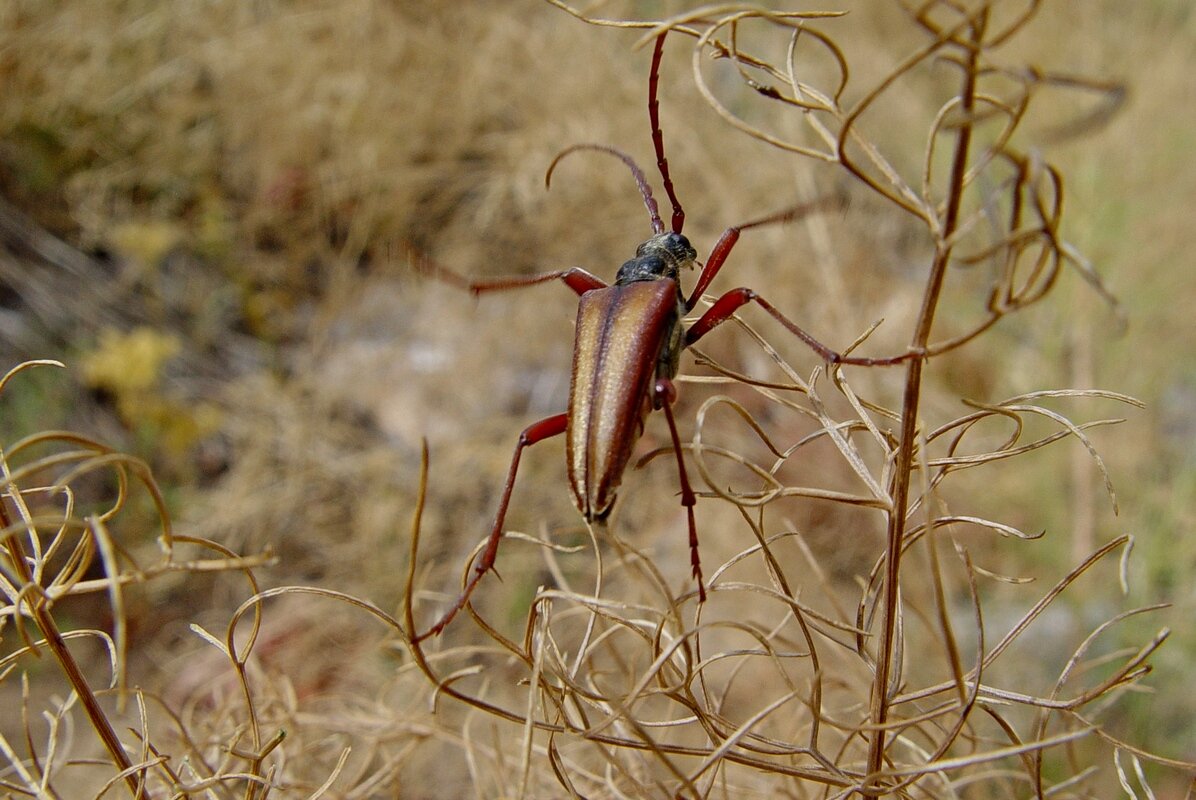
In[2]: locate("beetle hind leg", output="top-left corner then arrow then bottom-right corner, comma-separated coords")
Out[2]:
653,377 -> 707,603
414,413 -> 569,641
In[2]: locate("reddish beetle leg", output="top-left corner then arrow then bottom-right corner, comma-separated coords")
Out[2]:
681,206 -> 916,366
412,268 -> 604,643
415,413 -> 569,642
653,376 -> 704,601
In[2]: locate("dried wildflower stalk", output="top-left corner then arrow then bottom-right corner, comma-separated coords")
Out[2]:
6,2 -> 1177,798
0,361 -> 279,797
403,2 -> 1191,797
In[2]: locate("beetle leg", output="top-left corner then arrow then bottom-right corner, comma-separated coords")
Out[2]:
414,250 -> 607,298
652,377 -> 707,602
684,196 -> 845,310
685,288 -> 923,366
415,412 -> 569,641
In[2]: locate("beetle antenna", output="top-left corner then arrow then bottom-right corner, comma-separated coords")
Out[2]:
649,32 -> 685,235
546,143 -> 665,235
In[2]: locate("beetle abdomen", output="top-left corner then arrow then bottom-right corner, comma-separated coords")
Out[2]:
566,280 -> 683,520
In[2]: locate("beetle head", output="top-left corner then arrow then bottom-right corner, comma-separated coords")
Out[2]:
616,232 -> 697,284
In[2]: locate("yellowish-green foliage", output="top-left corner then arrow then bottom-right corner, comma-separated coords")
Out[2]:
107,221 -> 186,272
81,327 -> 181,395
80,327 -> 220,456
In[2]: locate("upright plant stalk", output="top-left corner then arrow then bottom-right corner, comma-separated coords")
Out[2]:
0,500 -> 142,798
864,12 -> 985,793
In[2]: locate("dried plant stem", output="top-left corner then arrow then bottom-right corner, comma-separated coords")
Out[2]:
864,10 -> 985,793
0,502 -> 141,798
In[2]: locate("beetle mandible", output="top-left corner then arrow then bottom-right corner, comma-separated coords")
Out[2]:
414,32 -> 915,641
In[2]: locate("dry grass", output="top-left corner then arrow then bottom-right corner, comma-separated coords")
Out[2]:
1,0 -> 1194,797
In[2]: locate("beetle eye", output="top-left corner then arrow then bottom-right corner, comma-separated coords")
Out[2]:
665,232 -> 697,262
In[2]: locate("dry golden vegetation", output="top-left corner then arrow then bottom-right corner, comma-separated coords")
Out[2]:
0,1 -> 1194,797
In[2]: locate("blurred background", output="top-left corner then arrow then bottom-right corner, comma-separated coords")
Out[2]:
0,0 -> 1192,795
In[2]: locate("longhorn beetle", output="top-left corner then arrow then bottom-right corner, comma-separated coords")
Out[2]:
414,32 -> 916,641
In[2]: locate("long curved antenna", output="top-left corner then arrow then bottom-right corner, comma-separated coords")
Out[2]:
546,143 -> 665,235
649,32 -> 685,234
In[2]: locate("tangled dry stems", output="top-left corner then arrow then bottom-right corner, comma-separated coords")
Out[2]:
402,2 -> 1186,797
0,1 -> 1190,798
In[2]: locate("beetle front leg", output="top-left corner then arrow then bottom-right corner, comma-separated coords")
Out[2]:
652,377 -> 707,603
686,288 -> 923,367
684,196 -> 844,310
414,413 -> 569,642
681,198 -> 920,366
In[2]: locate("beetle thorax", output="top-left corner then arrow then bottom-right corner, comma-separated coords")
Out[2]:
615,231 -> 698,285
